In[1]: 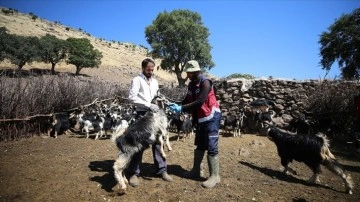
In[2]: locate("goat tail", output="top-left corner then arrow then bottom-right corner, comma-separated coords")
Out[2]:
317,132 -> 336,160
322,158 -> 354,194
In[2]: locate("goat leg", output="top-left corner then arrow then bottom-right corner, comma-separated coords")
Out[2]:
162,128 -> 172,151
157,135 -> 167,159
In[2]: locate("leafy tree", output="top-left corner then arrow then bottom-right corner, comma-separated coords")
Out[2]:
145,9 -> 214,86
1,8 -> 15,15
319,8 -> 360,79
38,34 -> 68,74
5,35 -> 40,69
66,37 -> 103,75
0,27 -> 11,62
31,14 -> 38,21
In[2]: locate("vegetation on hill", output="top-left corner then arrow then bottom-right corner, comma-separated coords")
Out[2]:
0,7 -> 178,84
1,27 -> 103,75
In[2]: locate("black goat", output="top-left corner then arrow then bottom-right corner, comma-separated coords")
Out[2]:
48,113 -> 74,138
267,127 -> 354,194
168,112 -> 193,141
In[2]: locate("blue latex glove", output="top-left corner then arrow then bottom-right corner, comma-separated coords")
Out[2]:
169,103 -> 182,114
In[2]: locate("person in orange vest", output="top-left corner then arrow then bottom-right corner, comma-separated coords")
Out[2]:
169,60 -> 222,188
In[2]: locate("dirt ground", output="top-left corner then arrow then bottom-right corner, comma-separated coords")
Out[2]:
0,131 -> 359,202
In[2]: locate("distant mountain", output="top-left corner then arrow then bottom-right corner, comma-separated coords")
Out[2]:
0,7 -> 178,85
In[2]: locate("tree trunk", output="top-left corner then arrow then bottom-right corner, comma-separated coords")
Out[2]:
177,76 -> 187,87
17,61 -> 25,70
75,66 -> 81,75
51,63 -> 56,75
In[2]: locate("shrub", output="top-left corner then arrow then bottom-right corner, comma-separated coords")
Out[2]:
306,81 -> 358,140
31,15 -> 38,21
226,73 -> 255,80
0,73 -> 128,141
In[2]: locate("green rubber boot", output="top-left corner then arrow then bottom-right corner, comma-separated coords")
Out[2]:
183,149 -> 205,178
202,155 -> 220,188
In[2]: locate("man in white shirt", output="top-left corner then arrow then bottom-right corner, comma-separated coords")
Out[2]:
127,58 -> 173,187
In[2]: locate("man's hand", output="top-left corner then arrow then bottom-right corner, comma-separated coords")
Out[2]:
149,104 -> 160,112
168,103 -> 182,114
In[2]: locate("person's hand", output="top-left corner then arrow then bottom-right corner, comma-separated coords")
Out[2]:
149,104 -> 160,112
169,103 -> 182,114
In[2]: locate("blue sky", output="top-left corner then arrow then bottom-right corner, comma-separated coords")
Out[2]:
1,0 -> 359,80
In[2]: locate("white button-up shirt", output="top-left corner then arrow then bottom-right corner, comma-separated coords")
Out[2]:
128,73 -> 159,112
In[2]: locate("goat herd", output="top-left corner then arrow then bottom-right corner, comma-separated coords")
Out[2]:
47,96 -> 277,142
46,94 -> 354,195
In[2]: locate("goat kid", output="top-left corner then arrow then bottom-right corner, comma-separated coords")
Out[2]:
267,127 -> 354,194
77,113 -> 105,140
222,115 -> 241,137
222,112 -> 246,137
168,112 -> 193,141
48,113 -> 74,138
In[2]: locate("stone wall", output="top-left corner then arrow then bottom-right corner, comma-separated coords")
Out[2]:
213,78 -> 358,133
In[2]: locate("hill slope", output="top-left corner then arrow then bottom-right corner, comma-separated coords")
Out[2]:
0,8 -> 178,85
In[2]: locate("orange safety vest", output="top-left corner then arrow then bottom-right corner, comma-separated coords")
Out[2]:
185,75 -> 221,123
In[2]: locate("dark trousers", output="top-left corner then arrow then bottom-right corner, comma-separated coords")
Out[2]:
127,111 -> 167,176
195,111 -> 222,156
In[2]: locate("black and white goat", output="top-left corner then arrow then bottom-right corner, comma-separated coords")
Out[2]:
48,113 -> 74,138
267,127 -> 354,194
76,112 -> 105,140
254,110 -> 275,128
222,112 -> 246,137
110,119 -> 131,142
113,92 -> 172,190
168,112 -> 193,141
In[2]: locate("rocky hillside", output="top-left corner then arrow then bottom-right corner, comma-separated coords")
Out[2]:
0,7 -> 178,86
